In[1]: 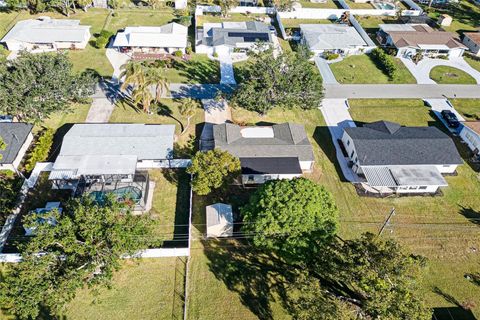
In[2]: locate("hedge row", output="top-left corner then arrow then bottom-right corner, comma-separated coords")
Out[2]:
370,48 -> 397,79
24,128 -> 54,172
95,30 -> 114,49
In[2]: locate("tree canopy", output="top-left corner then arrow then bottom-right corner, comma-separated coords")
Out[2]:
231,46 -> 323,114
186,149 -> 241,195
0,52 -> 95,123
242,178 -> 338,260
0,196 -> 157,319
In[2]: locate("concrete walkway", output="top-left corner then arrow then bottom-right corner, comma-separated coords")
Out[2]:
86,81 -> 118,123
105,42 -> 130,82
400,57 -> 480,84
320,99 -> 359,182
314,56 -> 338,84
324,84 -> 480,99
218,54 -> 236,85
424,98 -> 465,133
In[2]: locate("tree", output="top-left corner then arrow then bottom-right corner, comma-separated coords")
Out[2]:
145,0 -> 163,9
186,149 -> 241,195
146,67 -> 168,104
131,80 -> 153,113
0,196 -> 157,319
76,0 -> 92,11
178,98 -> 197,134
232,45 -> 323,114
266,0 -> 293,11
0,137 -> 6,160
242,178 -> 338,261
216,0 -> 236,17
0,52 -> 95,123
0,173 -> 22,221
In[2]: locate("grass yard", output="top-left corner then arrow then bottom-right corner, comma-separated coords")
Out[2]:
330,54 -> 417,84
41,103 -> 90,132
109,98 -> 203,146
465,55 -> 480,73
425,0 -> 480,36
63,258 -> 184,320
163,54 -> 220,84
429,65 -> 477,84
184,103 -> 480,318
297,0 -> 343,8
280,18 -> 333,28
450,99 -> 480,120
195,13 -> 271,27
355,15 -> 400,40
345,0 -> 375,8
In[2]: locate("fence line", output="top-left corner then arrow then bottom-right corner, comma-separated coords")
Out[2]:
183,174 -> 194,320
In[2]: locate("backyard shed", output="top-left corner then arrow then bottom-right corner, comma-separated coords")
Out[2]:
206,203 -> 233,238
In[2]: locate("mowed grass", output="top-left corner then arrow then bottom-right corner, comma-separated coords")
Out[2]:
450,99 -> 480,120
109,98 -> 203,146
330,54 -> 417,84
63,258 -> 183,320
430,65 -> 477,84
41,103 -> 90,131
465,56 -> 480,73
185,104 -> 480,318
297,0 -> 343,8
195,13 -> 271,27
280,18 -> 333,28
425,0 -> 480,36
163,54 -> 220,84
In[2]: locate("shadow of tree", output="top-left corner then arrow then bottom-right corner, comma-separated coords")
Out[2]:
175,58 -> 220,84
432,307 -> 478,320
433,286 -> 463,307
313,126 -> 349,183
458,206 -> 480,227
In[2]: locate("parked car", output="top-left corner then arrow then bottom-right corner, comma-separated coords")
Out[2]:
441,110 -> 460,128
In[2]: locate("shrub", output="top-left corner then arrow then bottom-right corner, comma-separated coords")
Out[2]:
95,30 -> 113,48
370,48 -> 397,79
24,129 -> 54,172
176,15 -> 192,27
185,46 -> 192,55
437,55 -> 449,60
324,52 -> 339,60
173,50 -> 183,57
213,52 -> 219,58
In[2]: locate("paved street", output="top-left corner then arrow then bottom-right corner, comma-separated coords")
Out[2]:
324,84 -> 480,99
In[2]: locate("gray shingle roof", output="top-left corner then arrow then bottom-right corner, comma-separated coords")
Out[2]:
0,123 -> 33,164
241,157 -> 302,174
345,121 -> 462,166
213,123 -> 314,161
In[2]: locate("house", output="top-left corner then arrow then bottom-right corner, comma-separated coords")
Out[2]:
341,121 -> 462,194
1,17 -> 91,52
300,24 -> 371,57
206,203 -> 233,238
196,21 -> 273,55
462,32 -> 480,56
48,124 -> 175,211
112,23 -> 188,54
213,123 -> 314,184
438,14 -> 452,27
0,123 -> 33,172
459,121 -> 480,160
377,24 -> 466,58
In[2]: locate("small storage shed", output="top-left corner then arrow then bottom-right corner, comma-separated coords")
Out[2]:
206,203 -> 233,238
438,14 -> 453,27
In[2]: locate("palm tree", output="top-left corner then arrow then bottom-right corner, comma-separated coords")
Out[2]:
132,80 -> 153,113
120,61 -> 144,91
178,98 -> 197,135
146,67 -> 169,104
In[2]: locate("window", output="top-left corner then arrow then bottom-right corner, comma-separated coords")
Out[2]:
346,140 -> 350,146
418,186 -> 427,190
248,175 -> 254,182
350,150 -> 355,158
354,157 -> 358,163
408,186 -> 418,190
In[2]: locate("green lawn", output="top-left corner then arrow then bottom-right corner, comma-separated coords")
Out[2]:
465,55 -> 480,73
109,98 -> 203,146
345,0 -> 374,8
163,54 -> 220,84
425,0 -> 480,36
40,103 -> 91,132
196,13 -> 271,27
330,54 -> 417,84
450,99 -> 480,120
63,258 -> 183,320
280,18 -> 333,28
297,0 -> 342,8
184,104 -> 480,319
355,16 -> 400,42
429,65 -> 477,84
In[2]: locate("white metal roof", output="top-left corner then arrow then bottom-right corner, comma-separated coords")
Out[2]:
362,166 -> 397,187
1,18 -> 90,44
378,24 -> 418,32
362,165 -> 448,187
300,24 -> 367,50
206,203 -> 233,228
112,23 -> 188,48
52,155 -> 138,177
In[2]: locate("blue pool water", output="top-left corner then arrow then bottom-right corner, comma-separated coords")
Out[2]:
374,2 -> 396,9
89,186 -> 142,205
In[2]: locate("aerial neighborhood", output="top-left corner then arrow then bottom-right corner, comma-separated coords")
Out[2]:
0,0 -> 479,318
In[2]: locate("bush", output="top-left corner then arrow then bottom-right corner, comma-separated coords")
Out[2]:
185,46 -> 192,55
437,55 -> 449,60
173,50 -> 183,57
213,52 -> 219,58
95,30 -> 113,49
324,52 -> 339,60
370,48 -> 397,79
24,129 -> 54,172
176,15 -> 192,27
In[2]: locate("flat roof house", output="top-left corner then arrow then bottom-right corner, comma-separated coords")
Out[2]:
0,123 -> 33,172
1,17 -> 91,52
300,24 -> 370,57
196,21 -> 273,55
49,124 -> 175,211
377,24 -> 466,59
463,32 -> 480,56
213,123 -> 314,185
341,121 -> 462,194
112,23 -> 188,55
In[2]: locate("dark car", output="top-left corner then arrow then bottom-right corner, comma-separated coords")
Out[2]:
441,110 -> 460,128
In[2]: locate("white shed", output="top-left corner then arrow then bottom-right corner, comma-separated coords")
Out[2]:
206,203 -> 233,238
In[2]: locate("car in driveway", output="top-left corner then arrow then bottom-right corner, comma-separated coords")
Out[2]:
441,110 -> 460,128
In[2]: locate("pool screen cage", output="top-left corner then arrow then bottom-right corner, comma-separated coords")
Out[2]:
76,171 -> 150,211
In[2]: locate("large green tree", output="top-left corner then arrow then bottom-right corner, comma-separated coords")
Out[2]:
0,197 -> 157,319
187,149 -> 241,195
232,46 -> 323,114
0,52 -> 95,123
242,178 -> 338,261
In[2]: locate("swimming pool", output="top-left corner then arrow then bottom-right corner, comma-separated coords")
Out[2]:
373,2 -> 396,9
89,186 -> 142,205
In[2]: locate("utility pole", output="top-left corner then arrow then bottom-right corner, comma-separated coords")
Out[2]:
378,207 -> 395,237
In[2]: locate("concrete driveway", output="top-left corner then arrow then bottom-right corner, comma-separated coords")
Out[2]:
218,54 -> 236,85
314,56 -> 338,84
400,57 -> 480,84
320,99 -> 359,182
424,98 -> 465,133
106,41 -> 130,82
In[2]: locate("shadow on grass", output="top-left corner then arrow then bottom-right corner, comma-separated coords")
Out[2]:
432,307 -> 477,320
458,206 -> 480,227
176,58 -> 220,84
313,126 -> 349,183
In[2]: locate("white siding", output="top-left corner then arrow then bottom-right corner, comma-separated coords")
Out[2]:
12,132 -> 33,170
242,173 -> 302,184
460,125 -> 480,153
434,164 -> 458,174
299,161 -> 314,171
463,35 -> 480,55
